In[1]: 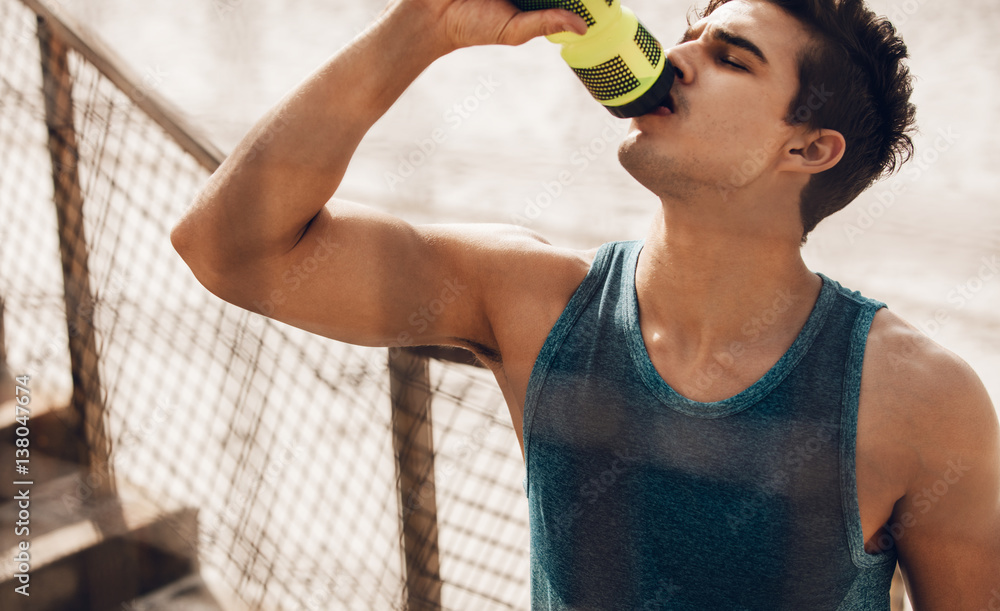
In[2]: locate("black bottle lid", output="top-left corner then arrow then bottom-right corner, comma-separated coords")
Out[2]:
605,59 -> 675,118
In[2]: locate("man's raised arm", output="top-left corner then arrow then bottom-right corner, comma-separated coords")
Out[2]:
168,0 -> 586,349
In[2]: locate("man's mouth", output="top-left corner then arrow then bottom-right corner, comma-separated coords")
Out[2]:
645,91 -> 675,117
661,91 -> 675,112
660,93 -> 677,114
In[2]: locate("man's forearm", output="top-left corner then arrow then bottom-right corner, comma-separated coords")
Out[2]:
173,0 -> 450,269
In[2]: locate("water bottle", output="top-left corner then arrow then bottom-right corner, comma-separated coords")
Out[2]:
513,0 -> 675,117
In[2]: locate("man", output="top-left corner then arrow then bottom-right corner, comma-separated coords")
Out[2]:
170,0 -> 1000,607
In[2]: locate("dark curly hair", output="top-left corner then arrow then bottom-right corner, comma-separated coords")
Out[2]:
701,0 -> 918,240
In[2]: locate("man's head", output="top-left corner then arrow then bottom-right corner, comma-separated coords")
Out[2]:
617,0 -> 917,241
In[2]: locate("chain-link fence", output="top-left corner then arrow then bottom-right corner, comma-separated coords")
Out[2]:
0,0 -> 532,608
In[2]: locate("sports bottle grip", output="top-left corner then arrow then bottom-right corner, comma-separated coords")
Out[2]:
514,0 -> 600,26
511,0 -> 674,117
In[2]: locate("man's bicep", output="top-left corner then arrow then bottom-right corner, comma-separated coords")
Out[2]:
892,358 -> 1000,609
210,199 -> 496,351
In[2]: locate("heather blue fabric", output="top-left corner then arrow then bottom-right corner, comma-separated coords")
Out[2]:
521,239 -> 897,610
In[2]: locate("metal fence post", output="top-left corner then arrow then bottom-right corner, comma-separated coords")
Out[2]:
388,347 -> 442,611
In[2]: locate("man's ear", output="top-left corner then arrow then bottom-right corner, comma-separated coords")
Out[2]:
779,128 -> 846,175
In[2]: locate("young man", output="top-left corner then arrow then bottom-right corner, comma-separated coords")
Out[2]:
170,0 -> 1000,607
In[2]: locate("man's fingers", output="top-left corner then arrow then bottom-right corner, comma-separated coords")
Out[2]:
497,9 -> 588,46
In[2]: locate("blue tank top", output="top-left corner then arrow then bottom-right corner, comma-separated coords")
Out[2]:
521,239 -> 898,610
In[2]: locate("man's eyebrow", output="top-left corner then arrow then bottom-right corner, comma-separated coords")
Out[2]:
677,24 -> 769,65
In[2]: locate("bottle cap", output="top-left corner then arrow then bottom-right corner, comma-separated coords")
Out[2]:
605,58 -> 675,118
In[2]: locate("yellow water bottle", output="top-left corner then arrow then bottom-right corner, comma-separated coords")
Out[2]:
513,0 -> 675,117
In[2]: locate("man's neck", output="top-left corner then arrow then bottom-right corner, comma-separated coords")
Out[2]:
636,201 -> 823,366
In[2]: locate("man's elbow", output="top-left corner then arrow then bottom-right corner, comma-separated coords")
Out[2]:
171,228 -> 248,312
171,182 -> 238,264
169,206 -> 237,295
170,214 -> 213,275
171,206 -> 281,318
169,218 -> 194,263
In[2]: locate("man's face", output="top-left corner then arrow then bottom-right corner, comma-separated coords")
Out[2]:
618,0 -> 815,200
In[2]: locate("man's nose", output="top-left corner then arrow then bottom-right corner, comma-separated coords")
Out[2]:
665,48 -> 691,84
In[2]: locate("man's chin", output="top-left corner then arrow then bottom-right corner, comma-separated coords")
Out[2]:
618,138 -> 666,190
617,139 -> 694,200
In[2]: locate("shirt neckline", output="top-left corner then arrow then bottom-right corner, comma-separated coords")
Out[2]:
623,239 -> 836,418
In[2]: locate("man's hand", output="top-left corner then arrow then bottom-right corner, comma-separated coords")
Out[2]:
414,0 -> 588,50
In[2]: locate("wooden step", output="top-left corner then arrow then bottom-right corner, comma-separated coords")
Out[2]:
0,397 -> 88,468
0,474 -> 198,611
0,439 -> 83,502
120,574 -> 229,611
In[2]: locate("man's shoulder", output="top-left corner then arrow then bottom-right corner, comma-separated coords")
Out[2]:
422,222 -> 600,292
438,223 -> 603,369
862,307 -> 996,471
861,311 -> 1000,600
454,223 -> 599,290
865,308 -> 985,405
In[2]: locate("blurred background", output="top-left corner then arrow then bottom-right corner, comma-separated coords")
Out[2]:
0,0 -> 996,609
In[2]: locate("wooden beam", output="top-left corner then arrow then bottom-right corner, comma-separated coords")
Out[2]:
388,348 -> 442,611
406,344 -> 486,369
20,0 -> 224,173
0,296 -> 7,379
37,14 -> 114,497
890,565 -> 906,610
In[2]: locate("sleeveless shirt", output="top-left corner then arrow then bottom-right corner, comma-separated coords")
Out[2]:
521,239 -> 898,610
